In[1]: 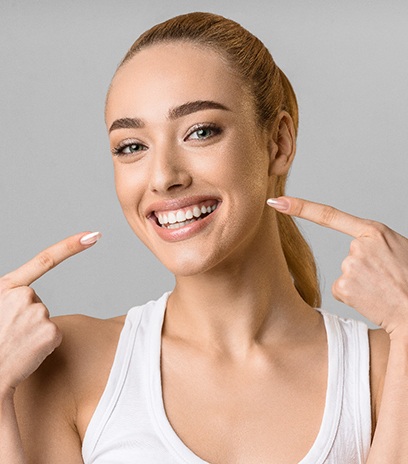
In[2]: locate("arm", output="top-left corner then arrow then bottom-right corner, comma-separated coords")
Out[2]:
0,232 -> 100,463
0,389 -> 26,464
268,196 -> 408,462
13,326 -> 85,464
1,350 -> 84,464
367,336 -> 408,463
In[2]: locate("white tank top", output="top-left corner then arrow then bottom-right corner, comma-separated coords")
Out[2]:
82,292 -> 371,463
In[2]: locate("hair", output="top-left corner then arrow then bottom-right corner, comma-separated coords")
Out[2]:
117,12 -> 321,307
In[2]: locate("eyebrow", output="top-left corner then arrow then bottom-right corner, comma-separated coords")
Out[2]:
168,100 -> 230,120
108,100 -> 230,133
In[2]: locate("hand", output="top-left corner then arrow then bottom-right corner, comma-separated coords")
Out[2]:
0,232 -> 101,394
267,197 -> 408,338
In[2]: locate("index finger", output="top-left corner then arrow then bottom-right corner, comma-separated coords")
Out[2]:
2,231 -> 101,288
267,197 -> 370,238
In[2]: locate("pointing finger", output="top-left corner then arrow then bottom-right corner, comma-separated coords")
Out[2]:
2,231 -> 101,288
267,197 -> 371,238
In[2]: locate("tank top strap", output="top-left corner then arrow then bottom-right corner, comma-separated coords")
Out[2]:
300,310 -> 371,464
336,313 -> 372,462
81,293 -> 170,461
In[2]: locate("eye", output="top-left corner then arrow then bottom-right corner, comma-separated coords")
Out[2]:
111,140 -> 147,156
185,124 -> 221,141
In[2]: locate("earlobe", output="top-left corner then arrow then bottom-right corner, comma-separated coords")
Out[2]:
268,111 -> 296,176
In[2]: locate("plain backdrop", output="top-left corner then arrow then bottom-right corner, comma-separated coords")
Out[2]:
1,1 -> 407,327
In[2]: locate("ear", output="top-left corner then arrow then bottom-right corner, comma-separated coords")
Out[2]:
267,111 -> 296,176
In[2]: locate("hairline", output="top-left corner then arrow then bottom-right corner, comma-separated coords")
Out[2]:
105,39 -> 255,124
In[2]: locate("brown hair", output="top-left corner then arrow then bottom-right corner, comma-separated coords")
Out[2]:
118,12 -> 321,307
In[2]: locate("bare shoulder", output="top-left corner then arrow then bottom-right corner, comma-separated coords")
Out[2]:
51,312 -> 126,380
51,313 -> 127,437
15,312 -> 126,462
368,328 -> 390,430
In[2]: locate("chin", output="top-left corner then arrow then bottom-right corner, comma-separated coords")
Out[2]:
156,248 -> 218,277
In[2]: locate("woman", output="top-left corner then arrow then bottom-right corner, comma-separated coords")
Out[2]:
1,11 -> 407,463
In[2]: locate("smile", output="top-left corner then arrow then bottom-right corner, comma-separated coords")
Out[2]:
154,200 -> 219,229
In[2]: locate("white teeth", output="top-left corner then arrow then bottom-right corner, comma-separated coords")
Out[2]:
176,210 -> 186,222
167,219 -> 195,229
156,202 -> 219,229
168,212 -> 177,224
157,213 -> 168,225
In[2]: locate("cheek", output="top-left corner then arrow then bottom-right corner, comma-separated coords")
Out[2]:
113,166 -> 144,218
226,142 -> 270,196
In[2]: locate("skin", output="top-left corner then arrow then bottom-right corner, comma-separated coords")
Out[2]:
0,41 -> 406,463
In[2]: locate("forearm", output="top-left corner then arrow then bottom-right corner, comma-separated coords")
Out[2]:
367,337 -> 408,463
0,389 -> 27,464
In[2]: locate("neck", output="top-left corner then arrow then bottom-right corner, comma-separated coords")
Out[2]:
164,223 -> 316,356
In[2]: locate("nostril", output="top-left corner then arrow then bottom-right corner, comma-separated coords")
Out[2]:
168,183 -> 185,191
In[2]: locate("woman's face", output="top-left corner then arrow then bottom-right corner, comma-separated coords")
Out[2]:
106,42 -> 277,276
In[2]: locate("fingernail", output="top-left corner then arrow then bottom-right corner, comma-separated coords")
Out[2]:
267,198 -> 290,212
80,232 -> 102,245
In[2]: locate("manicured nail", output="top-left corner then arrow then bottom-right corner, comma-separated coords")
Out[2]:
80,232 -> 102,245
267,198 -> 290,212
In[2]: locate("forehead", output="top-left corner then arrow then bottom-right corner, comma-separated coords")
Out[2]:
106,42 -> 252,124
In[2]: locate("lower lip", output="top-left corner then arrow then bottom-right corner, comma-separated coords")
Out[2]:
149,205 -> 220,242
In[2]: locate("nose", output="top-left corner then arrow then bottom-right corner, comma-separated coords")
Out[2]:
148,143 -> 192,194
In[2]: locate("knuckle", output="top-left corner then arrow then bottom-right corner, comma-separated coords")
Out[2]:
27,302 -> 50,322
292,199 -> 305,217
17,286 -> 37,304
332,277 -> 350,300
340,258 -> 350,274
319,206 -> 339,227
349,239 -> 360,254
37,251 -> 55,272
45,321 -> 58,338
37,304 -> 50,319
365,220 -> 389,238
341,255 -> 357,273
65,239 -> 78,256
43,322 -> 62,347
0,275 -> 14,293
331,280 -> 341,301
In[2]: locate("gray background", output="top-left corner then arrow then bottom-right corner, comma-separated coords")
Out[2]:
1,1 -> 407,327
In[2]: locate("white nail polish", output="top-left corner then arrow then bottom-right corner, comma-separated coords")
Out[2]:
266,198 -> 290,211
80,232 -> 102,245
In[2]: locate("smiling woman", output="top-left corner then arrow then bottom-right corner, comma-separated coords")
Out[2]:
106,16 -> 319,299
1,10 -> 408,464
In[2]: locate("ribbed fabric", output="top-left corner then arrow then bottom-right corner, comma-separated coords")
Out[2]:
82,292 -> 371,463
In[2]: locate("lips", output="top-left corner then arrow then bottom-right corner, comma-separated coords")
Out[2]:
154,200 -> 218,229
146,197 -> 220,239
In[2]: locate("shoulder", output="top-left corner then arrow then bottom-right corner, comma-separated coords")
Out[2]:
15,312 -> 127,454
51,312 -> 125,380
16,311 -> 127,399
368,328 -> 390,429
52,312 -> 126,367
52,313 -> 126,431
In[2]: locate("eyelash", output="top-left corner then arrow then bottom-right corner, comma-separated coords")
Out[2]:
111,123 -> 222,157
111,139 -> 146,156
184,123 -> 222,141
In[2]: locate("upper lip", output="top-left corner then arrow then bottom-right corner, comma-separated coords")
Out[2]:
146,195 -> 221,218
